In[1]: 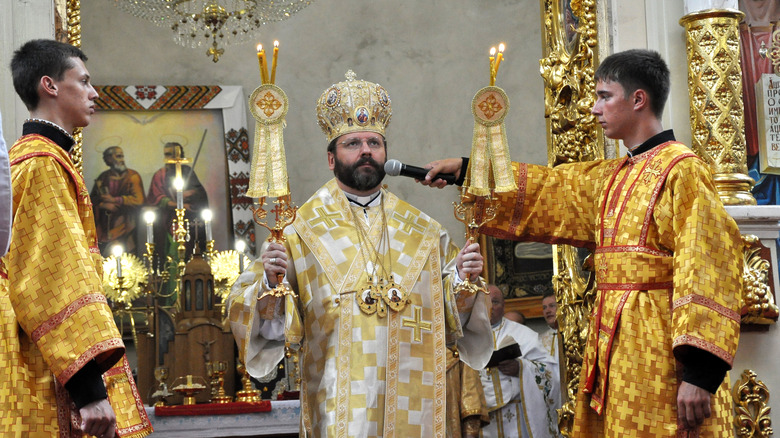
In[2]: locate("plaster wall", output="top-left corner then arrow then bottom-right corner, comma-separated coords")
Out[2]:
2,0 -> 778,428
78,0 -> 548,246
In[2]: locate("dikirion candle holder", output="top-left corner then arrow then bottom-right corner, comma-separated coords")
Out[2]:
453,44 -> 517,297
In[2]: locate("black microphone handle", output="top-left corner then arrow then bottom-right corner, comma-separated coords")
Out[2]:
399,163 -> 457,185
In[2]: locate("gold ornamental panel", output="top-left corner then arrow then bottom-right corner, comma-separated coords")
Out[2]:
66,0 -> 84,174
733,369 -> 774,438
539,0 -> 601,435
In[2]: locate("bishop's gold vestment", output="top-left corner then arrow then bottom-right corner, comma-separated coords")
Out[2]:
0,134 -> 152,437
481,142 -> 742,437
229,179 -> 492,438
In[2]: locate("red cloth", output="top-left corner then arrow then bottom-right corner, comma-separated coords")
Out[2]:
154,401 -> 271,416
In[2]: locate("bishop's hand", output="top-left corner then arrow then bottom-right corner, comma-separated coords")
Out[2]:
262,242 -> 288,288
456,239 -> 482,282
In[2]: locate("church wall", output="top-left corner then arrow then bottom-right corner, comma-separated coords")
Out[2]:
3,0 -> 778,427
78,0 -> 548,247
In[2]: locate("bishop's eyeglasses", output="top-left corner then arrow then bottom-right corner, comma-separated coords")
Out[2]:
338,136 -> 385,151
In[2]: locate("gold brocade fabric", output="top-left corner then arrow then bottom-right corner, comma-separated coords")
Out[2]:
0,135 -> 152,437
481,142 -> 742,437
467,86 -> 517,196
446,347 -> 488,438
247,84 -> 290,198
228,179 -> 492,438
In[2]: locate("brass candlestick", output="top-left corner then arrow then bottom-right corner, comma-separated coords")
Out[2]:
151,366 -> 171,407
205,239 -> 217,262
453,191 -> 496,298
252,194 -> 298,300
173,207 -> 189,277
235,361 -> 261,402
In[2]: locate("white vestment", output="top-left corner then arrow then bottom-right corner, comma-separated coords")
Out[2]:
480,318 -> 561,438
539,327 -> 559,364
228,180 -> 492,438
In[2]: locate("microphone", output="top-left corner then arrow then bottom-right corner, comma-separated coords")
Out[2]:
384,159 -> 457,185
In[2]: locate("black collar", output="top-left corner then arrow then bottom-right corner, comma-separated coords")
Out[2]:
346,191 -> 381,208
22,120 -> 75,153
626,130 -> 676,157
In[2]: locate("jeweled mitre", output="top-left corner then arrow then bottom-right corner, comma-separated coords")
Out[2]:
316,70 -> 392,143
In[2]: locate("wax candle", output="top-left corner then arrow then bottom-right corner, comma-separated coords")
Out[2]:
494,43 -> 505,79
144,210 -> 155,244
202,209 -> 213,241
112,245 -> 123,278
174,177 -> 184,210
257,44 -> 268,84
236,240 -> 246,272
489,46 -> 496,85
270,41 -> 279,85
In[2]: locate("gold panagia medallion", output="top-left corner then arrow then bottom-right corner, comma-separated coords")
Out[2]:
382,280 -> 407,313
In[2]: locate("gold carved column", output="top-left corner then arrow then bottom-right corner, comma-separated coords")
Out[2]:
539,0 -> 601,435
65,0 -> 84,174
680,9 -> 756,205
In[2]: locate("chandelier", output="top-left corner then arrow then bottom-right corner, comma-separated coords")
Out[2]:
112,0 -> 313,62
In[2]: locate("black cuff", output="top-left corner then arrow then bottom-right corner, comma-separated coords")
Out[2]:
455,157 -> 469,186
679,348 -> 729,394
65,359 -> 108,409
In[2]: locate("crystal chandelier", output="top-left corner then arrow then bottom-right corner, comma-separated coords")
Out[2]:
112,0 -> 313,62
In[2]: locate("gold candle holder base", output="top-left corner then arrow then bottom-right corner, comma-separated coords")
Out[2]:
172,375 -> 207,406
212,395 -> 233,404
236,361 -> 262,402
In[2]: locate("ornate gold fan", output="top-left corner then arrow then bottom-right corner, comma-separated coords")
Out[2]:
102,253 -> 146,304
211,250 -> 251,300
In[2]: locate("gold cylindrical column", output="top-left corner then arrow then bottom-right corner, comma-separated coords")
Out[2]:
680,9 -> 756,205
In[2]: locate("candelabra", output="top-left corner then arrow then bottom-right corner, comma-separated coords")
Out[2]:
453,46 -> 516,297
252,195 -> 297,300
453,192 -> 496,298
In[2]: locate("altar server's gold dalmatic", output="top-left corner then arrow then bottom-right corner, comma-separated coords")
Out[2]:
481,141 -> 742,437
446,346 -> 489,437
229,180 -> 492,438
0,134 -> 152,437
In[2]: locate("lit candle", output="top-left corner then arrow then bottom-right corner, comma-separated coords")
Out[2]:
489,46 -> 496,85
202,209 -> 213,242
174,177 -> 184,210
112,245 -> 123,278
236,240 -> 246,272
144,210 -> 156,244
270,41 -> 279,85
494,43 -> 505,81
257,44 -> 268,84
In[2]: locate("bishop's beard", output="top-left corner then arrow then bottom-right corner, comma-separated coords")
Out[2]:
333,155 -> 385,192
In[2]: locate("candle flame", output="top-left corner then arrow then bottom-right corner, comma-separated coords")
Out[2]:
274,40 -> 279,48
144,210 -> 156,225
174,177 -> 184,191
202,209 -> 213,222
112,244 -> 124,257
490,47 -> 496,56
236,240 -> 246,252
257,43 -> 263,52
498,43 -> 505,53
